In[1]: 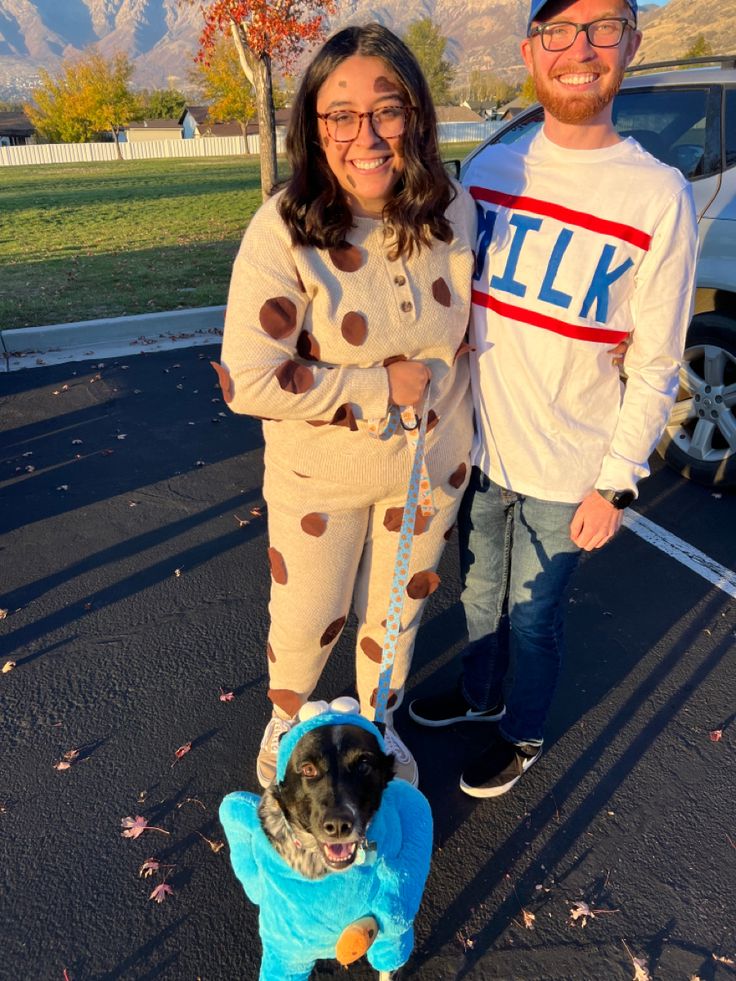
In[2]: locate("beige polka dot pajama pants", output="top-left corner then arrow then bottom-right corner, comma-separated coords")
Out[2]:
262,455 -> 470,721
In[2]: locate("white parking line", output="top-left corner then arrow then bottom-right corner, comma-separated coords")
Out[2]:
623,511 -> 736,599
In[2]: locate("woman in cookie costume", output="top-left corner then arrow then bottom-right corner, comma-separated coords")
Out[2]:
214,22 -> 475,789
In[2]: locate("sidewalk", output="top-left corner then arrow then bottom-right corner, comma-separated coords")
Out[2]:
1,346 -> 734,980
0,306 -> 225,372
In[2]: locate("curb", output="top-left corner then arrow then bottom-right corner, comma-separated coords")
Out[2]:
0,306 -> 226,372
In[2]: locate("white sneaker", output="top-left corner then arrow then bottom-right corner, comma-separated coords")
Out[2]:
383,722 -> 419,788
256,714 -> 295,788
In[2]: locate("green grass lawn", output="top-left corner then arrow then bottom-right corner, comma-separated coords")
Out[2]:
1,142 -> 481,330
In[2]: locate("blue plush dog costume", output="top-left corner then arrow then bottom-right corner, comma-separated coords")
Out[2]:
219,703 -> 433,981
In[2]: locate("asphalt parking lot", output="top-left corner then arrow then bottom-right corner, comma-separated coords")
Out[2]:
1,346 -> 734,981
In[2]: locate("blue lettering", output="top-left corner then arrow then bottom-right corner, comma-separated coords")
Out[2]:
473,202 -> 497,282
579,244 -> 634,323
538,228 -> 573,309
490,214 -> 543,298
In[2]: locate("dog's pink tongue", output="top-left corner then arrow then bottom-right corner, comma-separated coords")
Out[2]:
326,843 -> 353,861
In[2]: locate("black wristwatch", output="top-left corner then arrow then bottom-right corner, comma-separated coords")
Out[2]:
596,488 -> 635,510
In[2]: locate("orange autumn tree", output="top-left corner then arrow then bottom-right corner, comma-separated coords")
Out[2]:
189,0 -> 335,197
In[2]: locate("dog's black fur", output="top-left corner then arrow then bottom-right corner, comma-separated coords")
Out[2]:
258,723 -> 395,881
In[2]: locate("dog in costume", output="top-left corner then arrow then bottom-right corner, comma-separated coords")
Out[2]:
219,697 -> 433,980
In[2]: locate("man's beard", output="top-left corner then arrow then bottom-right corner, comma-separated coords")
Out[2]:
533,59 -> 626,124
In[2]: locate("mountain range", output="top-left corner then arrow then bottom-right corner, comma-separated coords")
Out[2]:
0,0 -> 732,101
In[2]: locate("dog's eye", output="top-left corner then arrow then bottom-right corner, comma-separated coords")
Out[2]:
300,762 -> 319,778
356,757 -> 373,775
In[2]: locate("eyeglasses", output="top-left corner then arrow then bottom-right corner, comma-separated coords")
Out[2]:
316,105 -> 415,143
528,17 -> 634,51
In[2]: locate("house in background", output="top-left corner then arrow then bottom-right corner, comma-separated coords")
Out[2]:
435,105 -> 485,123
460,99 -> 499,120
0,110 -> 34,146
178,105 -> 292,140
126,119 -> 182,142
497,97 -> 529,121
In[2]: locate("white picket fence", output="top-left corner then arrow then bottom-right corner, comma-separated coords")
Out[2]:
0,120 -> 502,167
0,132 -> 286,167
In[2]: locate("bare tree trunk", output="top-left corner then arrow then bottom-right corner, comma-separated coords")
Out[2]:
229,20 -> 277,199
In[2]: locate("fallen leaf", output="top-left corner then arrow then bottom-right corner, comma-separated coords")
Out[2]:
149,882 -> 174,904
25,465 -> 35,472
2,660 -> 15,673
570,901 -> 593,926
0,609 -> 8,620
62,749 -> 80,763
250,506 -> 263,517
521,909 -> 535,930
121,815 -> 170,839
139,858 -> 160,878
54,761 -> 72,771
172,742 -> 192,765
56,485 -> 69,491
219,689 -> 235,702
623,941 -> 651,981
116,434 -> 127,440
174,569 -> 182,578
709,729 -> 723,742
197,831 -> 225,853
234,515 -> 250,528
72,439 -> 83,445
712,953 -> 736,966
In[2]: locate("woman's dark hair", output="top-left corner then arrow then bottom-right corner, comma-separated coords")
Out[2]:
279,22 -> 456,259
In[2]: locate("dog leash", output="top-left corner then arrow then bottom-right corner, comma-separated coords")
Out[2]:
373,388 -> 434,726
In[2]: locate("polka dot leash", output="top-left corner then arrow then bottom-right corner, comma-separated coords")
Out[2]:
374,390 -> 435,724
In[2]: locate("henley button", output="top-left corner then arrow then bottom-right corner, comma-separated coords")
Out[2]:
400,300 -> 413,313
394,275 -> 406,286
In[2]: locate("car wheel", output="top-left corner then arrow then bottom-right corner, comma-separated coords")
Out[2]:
657,313 -> 736,487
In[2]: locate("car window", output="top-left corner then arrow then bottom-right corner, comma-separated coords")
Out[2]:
725,88 -> 736,169
494,110 -> 543,145
612,86 -> 717,180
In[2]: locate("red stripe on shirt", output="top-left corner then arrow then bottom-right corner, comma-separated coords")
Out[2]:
472,289 -> 630,344
469,186 -> 652,251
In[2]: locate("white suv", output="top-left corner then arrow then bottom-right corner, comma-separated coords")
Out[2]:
461,58 -> 736,487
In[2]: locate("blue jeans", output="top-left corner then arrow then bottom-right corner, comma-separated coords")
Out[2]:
459,468 -> 581,746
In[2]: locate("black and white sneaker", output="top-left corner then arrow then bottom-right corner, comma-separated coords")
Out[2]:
459,736 -> 541,798
409,683 -> 505,727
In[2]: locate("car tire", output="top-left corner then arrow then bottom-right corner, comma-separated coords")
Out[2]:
656,313 -> 736,487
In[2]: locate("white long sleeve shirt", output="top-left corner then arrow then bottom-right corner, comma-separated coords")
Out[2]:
464,128 -> 698,503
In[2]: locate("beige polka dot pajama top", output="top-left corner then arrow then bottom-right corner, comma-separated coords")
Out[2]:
218,184 -> 476,721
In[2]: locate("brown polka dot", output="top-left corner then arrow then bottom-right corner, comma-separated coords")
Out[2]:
293,471 -> 310,478
295,269 -> 306,293
306,419 -> 329,427
383,506 -> 431,535
275,360 -> 314,394
374,75 -> 397,93
328,242 -> 363,272
449,463 -> 467,489
360,637 -> 383,663
432,277 -> 452,307
296,330 -> 320,362
454,340 -> 474,363
268,689 -> 302,718
267,642 -> 276,663
383,354 -> 407,367
301,512 -> 327,536
268,547 -> 287,585
370,689 -> 398,709
341,311 -> 368,345
330,404 -> 359,430
320,615 -> 346,647
260,297 -> 297,339
210,362 -> 233,403
407,570 -> 440,600
444,523 -> 456,541
426,410 -> 439,432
